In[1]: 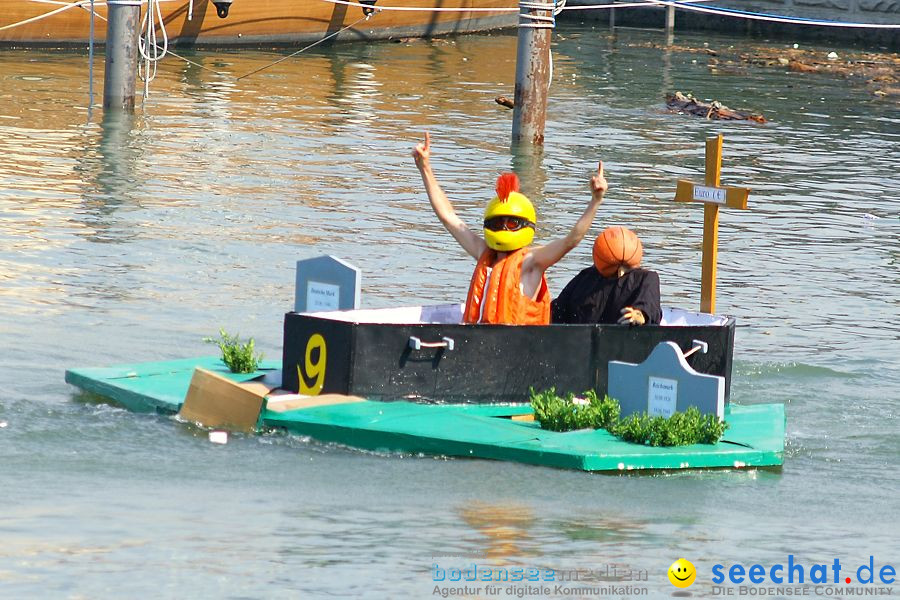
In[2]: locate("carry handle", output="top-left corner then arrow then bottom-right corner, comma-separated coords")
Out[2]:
682,339 -> 708,359
408,336 -> 455,351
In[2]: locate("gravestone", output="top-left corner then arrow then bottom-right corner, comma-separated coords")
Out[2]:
294,256 -> 360,313
608,341 -> 724,420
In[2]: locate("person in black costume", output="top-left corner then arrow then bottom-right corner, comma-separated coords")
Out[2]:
551,226 -> 662,326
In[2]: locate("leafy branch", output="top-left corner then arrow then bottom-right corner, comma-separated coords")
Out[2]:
204,329 -> 263,374
530,388 -> 727,446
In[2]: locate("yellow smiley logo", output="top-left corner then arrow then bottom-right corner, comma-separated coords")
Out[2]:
668,558 -> 696,588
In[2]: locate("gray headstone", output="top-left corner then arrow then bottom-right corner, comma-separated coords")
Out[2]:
608,341 -> 724,420
294,256 -> 361,313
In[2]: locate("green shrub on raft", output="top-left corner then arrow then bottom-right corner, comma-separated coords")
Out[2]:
529,389 -> 728,446
204,329 -> 263,374
531,388 -> 619,432
609,407 -> 727,446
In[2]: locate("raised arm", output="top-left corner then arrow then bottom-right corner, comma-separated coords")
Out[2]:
413,132 -> 487,260
527,162 -> 608,272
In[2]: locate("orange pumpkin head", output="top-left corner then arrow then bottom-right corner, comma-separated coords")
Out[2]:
592,226 -> 643,277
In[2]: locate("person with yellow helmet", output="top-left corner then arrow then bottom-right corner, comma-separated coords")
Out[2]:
412,132 -> 607,325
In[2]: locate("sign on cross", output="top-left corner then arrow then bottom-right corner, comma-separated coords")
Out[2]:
673,134 -> 751,314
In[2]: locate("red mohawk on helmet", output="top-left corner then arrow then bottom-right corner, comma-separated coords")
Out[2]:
495,172 -> 520,202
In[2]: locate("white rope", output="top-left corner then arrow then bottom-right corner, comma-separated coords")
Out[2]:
316,0 -> 708,12
0,0 -> 93,31
235,11 -> 376,80
3,0 -> 893,41
88,0 -> 95,110
519,0 -> 558,29
559,0 -> 712,9
320,0 -> 518,12
138,0 -> 168,92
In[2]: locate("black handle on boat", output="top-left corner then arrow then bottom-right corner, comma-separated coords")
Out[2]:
408,336 -> 455,351
213,0 -> 232,18
359,0 -> 378,16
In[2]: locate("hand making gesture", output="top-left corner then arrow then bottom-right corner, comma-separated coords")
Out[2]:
412,131 -> 432,171
590,161 -> 608,201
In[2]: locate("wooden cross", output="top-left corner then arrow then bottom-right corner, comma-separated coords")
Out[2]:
673,134 -> 751,314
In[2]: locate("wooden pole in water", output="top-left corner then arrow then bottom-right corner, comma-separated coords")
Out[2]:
511,0 -> 554,146
665,4 -> 675,44
103,0 -> 141,111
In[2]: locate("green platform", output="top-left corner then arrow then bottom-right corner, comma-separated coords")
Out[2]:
65,358 -> 785,472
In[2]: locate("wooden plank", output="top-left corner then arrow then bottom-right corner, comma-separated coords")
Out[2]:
701,135 -> 723,314
674,180 -> 750,210
701,202 -> 720,314
178,368 -> 271,432
264,392 -> 366,413
706,134 -> 723,187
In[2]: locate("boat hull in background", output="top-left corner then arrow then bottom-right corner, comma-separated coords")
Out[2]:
1,0 -> 516,47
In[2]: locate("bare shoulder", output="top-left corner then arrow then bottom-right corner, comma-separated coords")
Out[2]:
521,247 -> 545,273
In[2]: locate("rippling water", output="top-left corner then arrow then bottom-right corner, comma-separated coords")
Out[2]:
1,24 -> 898,599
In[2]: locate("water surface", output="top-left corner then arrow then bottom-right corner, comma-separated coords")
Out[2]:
0,24 -> 898,599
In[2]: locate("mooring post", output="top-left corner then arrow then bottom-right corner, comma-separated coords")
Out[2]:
665,4 -> 675,44
511,0 -> 554,147
103,0 -> 141,111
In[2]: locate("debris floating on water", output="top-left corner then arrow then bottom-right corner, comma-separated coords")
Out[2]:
641,41 -> 900,98
495,95 -> 515,109
0,421 -> 7,428
209,430 -> 228,444
665,91 -> 766,123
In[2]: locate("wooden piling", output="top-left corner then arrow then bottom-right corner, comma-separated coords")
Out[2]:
511,0 -> 554,147
103,0 -> 141,111
665,4 -> 675,44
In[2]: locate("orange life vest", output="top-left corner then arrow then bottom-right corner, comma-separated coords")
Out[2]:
463,248 -> 550,325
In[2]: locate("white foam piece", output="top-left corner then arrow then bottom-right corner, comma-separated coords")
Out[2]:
208,430 -> 228,445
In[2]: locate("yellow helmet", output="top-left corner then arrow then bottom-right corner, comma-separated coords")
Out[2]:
483,173 -> 536,252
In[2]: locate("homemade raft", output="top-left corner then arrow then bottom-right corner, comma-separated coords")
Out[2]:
66,137 -> 782,472
65,304 -> 786,472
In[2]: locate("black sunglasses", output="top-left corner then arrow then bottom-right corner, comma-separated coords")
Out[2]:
483,216 -> 535,232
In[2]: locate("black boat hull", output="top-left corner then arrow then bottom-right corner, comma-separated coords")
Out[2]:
282,308 -> 736,403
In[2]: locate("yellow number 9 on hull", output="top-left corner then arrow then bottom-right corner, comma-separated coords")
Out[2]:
297,333 -> 327,395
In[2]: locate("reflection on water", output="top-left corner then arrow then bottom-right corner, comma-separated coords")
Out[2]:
0,24 -> 898,598
459,502 -> 536,559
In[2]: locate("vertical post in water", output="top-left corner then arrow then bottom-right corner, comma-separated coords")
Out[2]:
511,0 -> 553,147
103,0 -> 141,111
665,4 -> 675,44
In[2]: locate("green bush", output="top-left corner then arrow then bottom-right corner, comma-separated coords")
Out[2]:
204,329 -> 263,374
531,388 -> 619,432
529,389 -> 727,446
